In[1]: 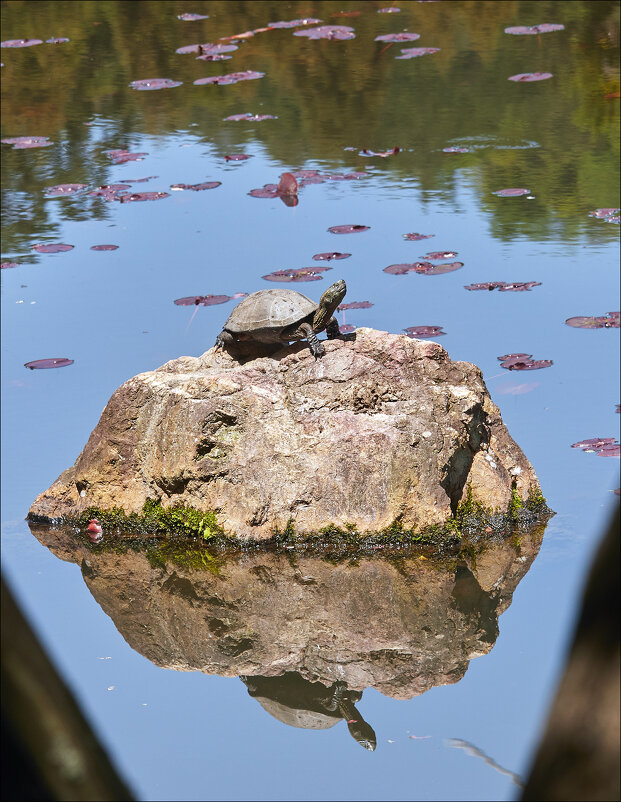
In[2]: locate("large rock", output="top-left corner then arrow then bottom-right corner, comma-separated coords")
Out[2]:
28,328 -> 542,539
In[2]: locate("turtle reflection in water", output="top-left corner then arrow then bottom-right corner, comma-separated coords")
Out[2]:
240,673 -> 376,751
215,279 -> 347,359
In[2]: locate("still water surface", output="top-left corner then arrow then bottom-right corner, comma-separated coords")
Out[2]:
1,1 -> 619,800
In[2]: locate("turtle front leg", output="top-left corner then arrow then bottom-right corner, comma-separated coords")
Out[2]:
215,329 -> 235,350
325,316 -> 341,340
297,321 -> 325,359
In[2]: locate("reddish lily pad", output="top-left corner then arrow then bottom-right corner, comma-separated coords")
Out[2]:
498,353 -> 553,370
44,183 -> 88,196
46,37 -> 70,44
196,53 -> 232,62
223,113 -> 277,121
32,243 -> 74,253
396,47 -> 440,59
423,251 -> 457,259
403,232 -> 434,241
170,181 -> 221,190
104,149 -> 148,164
90,244 -> 119,251
224,154 -> 251,161
375,32 -> 420,42
338,301 -> 373,310
1,39 -> 43,47
119,191 -> 169,202
294,25 -> 355,40
129,78 -> 182,90
328,224 -> 370,234
313,252 -> 351,261
443,146 -> 469,153
493,188 -> 530,196
505,24 -> 564,34
589,208 -> 620,223
508,72 -> 553,82
262,268 -> 330,282
378,7 -> 401,12
194,70 -> 265,85
24,358 -> 74,369
359,146 -> 400,157
1,262 -> 19,269
414,261 -> 463,275
596,444 -> 621,457
384,263 -> 417,275
465,281 -> 541,291
176,42 -> 237,54
404,326 -> 445,338
88,184 -> 128,200
174,293 -> 246,306
565,312 -> 619,329
177,13 -> 209,20
571,437 -> 617,451
339,324 -> 356,333
2,136 -> 53,149
269,19 -> 323,29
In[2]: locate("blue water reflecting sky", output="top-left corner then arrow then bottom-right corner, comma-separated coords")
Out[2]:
1,2 -> 619,799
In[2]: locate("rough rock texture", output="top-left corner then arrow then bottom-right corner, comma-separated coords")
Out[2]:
29,328 -> 542,539
29,522 -> 545,698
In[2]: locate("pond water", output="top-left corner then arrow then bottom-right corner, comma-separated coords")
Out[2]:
1,1 -> 619,800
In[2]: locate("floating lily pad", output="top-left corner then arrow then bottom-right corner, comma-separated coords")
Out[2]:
415,261 -> 463,275
174,293 -> 246,306
269,19 -> 323,29
571,437 -> 617,451
129,78 -> 182,90
88,184 -> 128,201
375,32 -> 420,42
223,113 -> 277,121
493,188 -> 530,196
195,53 -> 232,62
1,262 -> 19,269
32,243 -> 74,253
262,268 -> 330,282
443,146 -> 469,153
589,207 -> 620,224
118,176 -> 158,183
505,23 -> 564,34
313,252 -> 351,261
90,244 -> 119,251
339,324 -> 356,333
465,281 -> 541,291
378,7 -> 401,13
44,183 -> 88,196
404,325 -> 445,338
104,149 -> 148,163
170,181 -> 221,190
1,136 -> 53,149
119,192 -> 169,202
423,251 -> 457,259
194,70 -> 265,85
24,357 -> 74,369
508,72 -> 553,82
176,42 -> 237,54
403,232 -> 434,241
396,47 -> 440,58
338,301 -> 373,310
1,39 -> 43,47
46,37 -> 70,44
294,25 -> 355,40
359,146 -> 400,157
565,312 -> 619,329
328,224 -> 370,234
224,154 -> 251,161
177,13 -> 209,20
384,263 -> 417,275
498,353 -> 553,370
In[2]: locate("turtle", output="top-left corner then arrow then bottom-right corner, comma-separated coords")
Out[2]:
215,278 -> 346,359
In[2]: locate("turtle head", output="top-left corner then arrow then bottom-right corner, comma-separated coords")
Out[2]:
313,279 -> 346,331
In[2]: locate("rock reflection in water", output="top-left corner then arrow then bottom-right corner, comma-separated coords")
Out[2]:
28,523 -> 545,745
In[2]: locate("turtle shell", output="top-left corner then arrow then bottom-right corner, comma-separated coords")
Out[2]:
224,288 -> 317,333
